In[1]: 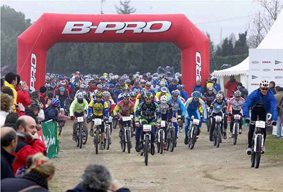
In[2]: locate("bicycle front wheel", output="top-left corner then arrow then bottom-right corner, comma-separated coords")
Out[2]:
145,135 -> 149,166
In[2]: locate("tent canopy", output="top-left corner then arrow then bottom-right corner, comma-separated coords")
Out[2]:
211,11 -> 283,77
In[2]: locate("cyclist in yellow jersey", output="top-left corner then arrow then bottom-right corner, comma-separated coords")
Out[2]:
88,92 -> 109,149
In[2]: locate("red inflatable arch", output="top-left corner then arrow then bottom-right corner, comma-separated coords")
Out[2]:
17,13 -> 209,93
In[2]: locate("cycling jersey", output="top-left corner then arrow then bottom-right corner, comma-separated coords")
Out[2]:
184,97 -> 206,117
169,97 -> 186,116
202,92 -> 215,107
227,97 -> 245,113
70,98 -> 89,117
180,90 -> 189,101
88,100 -> 109,118
210,100 -> 227,114
114,100 -> 134,117
105,99 -> 116,114
135,101 -> 160,121
243,89 -> 277,121
158,101 -> 173,121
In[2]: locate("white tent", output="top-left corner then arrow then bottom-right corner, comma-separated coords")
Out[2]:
211,11 -> 283,88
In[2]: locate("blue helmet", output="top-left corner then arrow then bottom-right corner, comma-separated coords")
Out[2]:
152,80 -> 158,85
51,98 -> 60,107
191,91 -> 201,99
177,85 -> 184,90
58,75 -> 63,80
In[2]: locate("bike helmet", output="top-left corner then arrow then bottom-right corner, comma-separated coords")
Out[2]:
123,93 -> 130,99
177,85 -> 184,90
58,75 -> 63,80
79,84 -> 84,89
59,87 -> 65,92
152,80 -> 158,85
76,92 -> 84,99
115,84 -> 121,88
123,86 -> 130,91
102,91 -> 111,98
51,98 -> 60,107
216,93 -> 223,100
130,91 -> 137,97
144,91 -> 153,99
45,76 -> 50,81
96,91 -> 103,98
172,78 -> 179,83
234,90 -> 242,97
160,81 -> 166,87
140,79 -> 146,84
160,95 -> 168,104
191,91 -> 201,99
260,80 -> 269,89
146,82 -> 151,87
207,86 -> 214,91
102,84 -> 109,90
97,84 -> 103,89
161,87 -> 168,93
172,90 -> 180,97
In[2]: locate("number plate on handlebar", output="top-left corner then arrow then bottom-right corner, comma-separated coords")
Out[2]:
215,116 -> 222,123
77,117 -> 84,123
108,116 -> 113,122
172,117 -> 177,123
256,121 -> 265,128
161,120 -> 166,127
193,119 -> 200,125
122,116 -> 131,121
93,118 -> 102,125
234,114 -> 241,120
143,125 -> 152,132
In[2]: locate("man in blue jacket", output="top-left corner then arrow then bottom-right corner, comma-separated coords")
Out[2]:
177,85 -> 189,101
243,80 -> 278,155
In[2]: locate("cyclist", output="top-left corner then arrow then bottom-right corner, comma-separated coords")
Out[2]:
44,98 -> 70,122
209,93 -> 228,141
184,91 -> 207,144
243,80 -> 277,155
70,92 -> 89,140
203,86 -> 216,108
131,80 -> 142,93
177,85 -> 189,101
156,87 -> 171,101
135,92 -> 161,153
88,92 -> 109,150
227,90 -> 245,137
113,84 -> 123,103
169,90 -> 185,138
113,93 -> 135,136
55,87 -> 69,115
102,91 -> 115,116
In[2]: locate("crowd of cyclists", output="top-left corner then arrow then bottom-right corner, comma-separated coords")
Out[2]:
41,66 -> 280,156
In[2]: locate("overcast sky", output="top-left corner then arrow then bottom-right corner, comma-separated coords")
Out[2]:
1,0 -> 262,44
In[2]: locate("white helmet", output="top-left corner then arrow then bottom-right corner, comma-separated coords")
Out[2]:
260,80 -> 269,89
160,95 -> 168,104
76,92 -> 84,99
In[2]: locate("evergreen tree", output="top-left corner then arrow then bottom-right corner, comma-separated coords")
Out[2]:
234,31 -> 249,55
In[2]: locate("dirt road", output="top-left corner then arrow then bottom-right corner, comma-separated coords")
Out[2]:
49,121 -> 283,192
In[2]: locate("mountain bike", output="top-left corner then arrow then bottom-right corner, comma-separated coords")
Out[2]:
93,118 -> 103,154
188,116 -> 200,149
231,114 -> 241,145
213,114 -> 224,148
120,116 -> 132,153
166,122 -> 175,152
76,116 -> 84,149
104,119 -> 111,150
143,124 -> 153,166
157,120 -> 166,154
250,114 -> 272,169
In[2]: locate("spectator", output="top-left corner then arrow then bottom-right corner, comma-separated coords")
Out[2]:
192,80 -> 204,95
4,72 -> 18,111
46,91 -> 54,107
275,87 -> 283,138
25,101 -> 41,124
236,82 -> 249,99
269,81 -> 276,94
2,86 -> 14,98
211,77 -> 221,93
1,93 -> 14,126
30,91 -> 40,105
67,164 -> 130,192
16,76 -> 31,108
39,86 -> 47,109
1,153 -> 55,192
12,115 -> 46,174
1,127 -> 17,180
4,112 -> 19,130
224,76 -> 238,98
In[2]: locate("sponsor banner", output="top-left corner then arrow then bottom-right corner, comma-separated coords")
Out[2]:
249,49 -> 283,93
41,121 -> 60,159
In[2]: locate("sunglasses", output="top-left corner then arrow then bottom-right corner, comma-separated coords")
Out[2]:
96,96 -> 102,99
261,88 -> 268,91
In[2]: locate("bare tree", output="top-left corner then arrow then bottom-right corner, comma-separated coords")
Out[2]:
249,0 -> 283,47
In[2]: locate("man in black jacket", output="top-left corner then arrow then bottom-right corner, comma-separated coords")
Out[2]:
237,82 -> 249,99
1,127 -> 17,180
